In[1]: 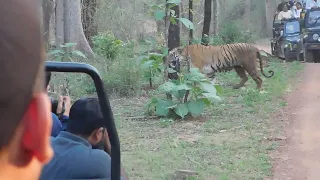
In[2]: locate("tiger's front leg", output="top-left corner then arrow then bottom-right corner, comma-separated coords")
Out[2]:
206,72 -> 216,85
202,65 -> 216,85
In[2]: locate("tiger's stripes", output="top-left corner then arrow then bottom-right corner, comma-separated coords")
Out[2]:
169,43 -> 274,90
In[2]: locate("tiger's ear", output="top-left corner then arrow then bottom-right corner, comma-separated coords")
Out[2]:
177,47 -> 183,54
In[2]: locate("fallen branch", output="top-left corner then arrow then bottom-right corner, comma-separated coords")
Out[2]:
120,116 -> 159,121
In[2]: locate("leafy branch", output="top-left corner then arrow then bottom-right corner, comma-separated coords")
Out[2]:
47,43 -> 87,61
147,68 -> 222,119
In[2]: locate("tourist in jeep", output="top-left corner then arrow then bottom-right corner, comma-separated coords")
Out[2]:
306,0 -> 320,10
40,97 -> 129,180
278,4 -> 295,20
293,2 -> 303,18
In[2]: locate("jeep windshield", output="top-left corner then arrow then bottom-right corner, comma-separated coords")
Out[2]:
307,10 -> 320,27
285,21 -> 300,35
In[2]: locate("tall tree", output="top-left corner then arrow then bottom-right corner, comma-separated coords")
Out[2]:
184,0 -> 193,103
42,0 -> 55,48
212,0 -> 219,36
244,0 -> 252,28
189,0 -> 193,45
202,0 -> 212,45
167,2 -> 180,81
168,3 -> 180,51
55,0 -> 64,46
81,0 -> 98,45
63,0 -> 93,56
265,0 -> 276,37
45,0 -> 94,56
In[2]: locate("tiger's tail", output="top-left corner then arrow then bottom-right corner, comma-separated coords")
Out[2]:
257,50 -> 274,78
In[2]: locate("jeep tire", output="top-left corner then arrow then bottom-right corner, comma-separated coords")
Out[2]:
285,53 -> 293,62
297,52 -> 304,61
304,50 -> 314,63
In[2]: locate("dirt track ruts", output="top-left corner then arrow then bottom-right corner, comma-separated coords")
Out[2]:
270,63 -> 320,180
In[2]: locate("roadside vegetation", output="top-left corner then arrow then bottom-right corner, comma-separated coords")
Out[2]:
45,0 -> 303,179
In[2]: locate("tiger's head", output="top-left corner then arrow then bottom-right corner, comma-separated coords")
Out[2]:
168,47 -> 186,73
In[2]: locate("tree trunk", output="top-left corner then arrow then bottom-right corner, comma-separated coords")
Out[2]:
202,0 -> 212,45
55,0 -> 64,47
42,0 -> 55,48
212,0 -> 218,36
81,0 -> 98,46
265,0 -> 275,37
189,0 -> 193,45
49,1 -> 56,47
168,3 -> 180,81
168,4 -> 180,51
164,1 -> 171,81
244,0 -> 252,29
54,0 -> 93,56
63,0 -> 94,56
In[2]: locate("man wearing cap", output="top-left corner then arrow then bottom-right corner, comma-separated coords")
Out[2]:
0,0 -> 54,179
40,97 -> 129,180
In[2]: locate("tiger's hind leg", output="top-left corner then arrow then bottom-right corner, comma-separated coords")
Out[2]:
248,71 -> 262,90
233,66 -> 248,89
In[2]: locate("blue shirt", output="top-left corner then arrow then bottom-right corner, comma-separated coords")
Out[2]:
40,131 -> 119,180
51,113 -> 62,137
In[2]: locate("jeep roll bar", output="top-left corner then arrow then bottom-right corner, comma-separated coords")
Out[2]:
45,61 -> 121,180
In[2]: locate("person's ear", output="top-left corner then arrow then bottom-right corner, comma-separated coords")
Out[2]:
20,93 -> 53,165
95,127 -> 104,142
90,127 -> 104,143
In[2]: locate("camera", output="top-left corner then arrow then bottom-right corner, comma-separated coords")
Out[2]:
51,99 -> 59,115
51,99 -> 65,116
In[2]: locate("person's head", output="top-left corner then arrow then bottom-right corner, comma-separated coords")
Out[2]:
283,4 -> 289,12
296,2 -> 302,9
67,97 -> 106,148
0,0 -> 53,179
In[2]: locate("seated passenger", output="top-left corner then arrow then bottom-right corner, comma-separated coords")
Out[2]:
45,72 -> 71,136
40,97 -> 129,180
292,2 -> 303,18
306,0 -> 320,10
277,2 -> 287,13
278,4 -> 295,20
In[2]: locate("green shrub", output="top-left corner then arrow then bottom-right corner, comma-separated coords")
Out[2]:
217,21 -> 253,44
147,68 -> 222,119
91,32 -> 123,60
103,56 -> 143,97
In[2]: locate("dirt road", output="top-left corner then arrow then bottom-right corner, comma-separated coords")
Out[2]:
255,38 -> 271,54
270,64 -> 320,180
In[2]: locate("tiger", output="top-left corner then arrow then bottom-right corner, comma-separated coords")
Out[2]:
168,43 -> 274,90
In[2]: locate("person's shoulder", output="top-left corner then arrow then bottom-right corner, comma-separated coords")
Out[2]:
90,149 -> 111,161
80,149 -> 112,177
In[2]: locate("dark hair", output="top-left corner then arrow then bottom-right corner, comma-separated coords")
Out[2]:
296,2 -> 302,6
67,97 -> 104,137
0,0 -> 43,148
45,72 -> 51,88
